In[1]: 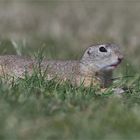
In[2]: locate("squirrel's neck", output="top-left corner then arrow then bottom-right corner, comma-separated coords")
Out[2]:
96,70 -> 113,88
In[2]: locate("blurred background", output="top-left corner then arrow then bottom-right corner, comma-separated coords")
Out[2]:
0,1 -> 140,140
0,0 -> 139,70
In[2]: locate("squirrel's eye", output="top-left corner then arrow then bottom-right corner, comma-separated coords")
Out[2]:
99,47 -> 107,52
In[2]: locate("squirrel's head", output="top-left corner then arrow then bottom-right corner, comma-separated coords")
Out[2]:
81,43 -> 123,71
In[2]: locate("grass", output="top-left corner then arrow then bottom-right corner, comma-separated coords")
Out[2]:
0,71 -> 140,140
0,1 -> 140,139
0,41 -> 139,140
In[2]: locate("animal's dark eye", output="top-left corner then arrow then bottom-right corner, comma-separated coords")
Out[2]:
99,46 -> 107,52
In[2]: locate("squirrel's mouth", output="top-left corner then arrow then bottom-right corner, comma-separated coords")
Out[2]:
110,61 -> 121,67
109,59 -> 122,68
105,59 -> 122,70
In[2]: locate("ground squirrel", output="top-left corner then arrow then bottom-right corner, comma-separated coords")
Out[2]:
0,43 -> 123,88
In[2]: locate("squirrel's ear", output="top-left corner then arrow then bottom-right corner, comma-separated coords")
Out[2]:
87,47 -> 93,55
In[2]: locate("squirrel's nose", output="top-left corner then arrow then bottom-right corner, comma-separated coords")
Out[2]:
118,55 -> 123,62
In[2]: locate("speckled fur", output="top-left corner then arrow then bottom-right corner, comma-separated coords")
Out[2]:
0,43 -> 123,88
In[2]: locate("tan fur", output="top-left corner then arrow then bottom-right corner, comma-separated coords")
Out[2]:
0,43 -> 123,88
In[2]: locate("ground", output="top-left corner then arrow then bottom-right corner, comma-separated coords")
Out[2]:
0,1 -> 140,139
0,40 -> 139,140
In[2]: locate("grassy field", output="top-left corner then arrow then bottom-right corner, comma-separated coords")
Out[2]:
0,1 -> 140,140
0,40 -> 139,140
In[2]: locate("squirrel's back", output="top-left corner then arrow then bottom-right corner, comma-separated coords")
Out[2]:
0,55 -> 80,79
0,55 -> 33,77
41,60 -> 80,76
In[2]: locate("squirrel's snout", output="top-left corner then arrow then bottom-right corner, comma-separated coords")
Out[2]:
118,55 -> 123,63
